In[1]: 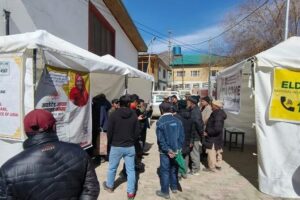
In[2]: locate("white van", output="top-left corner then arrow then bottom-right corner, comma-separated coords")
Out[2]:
151,91 -> 179,117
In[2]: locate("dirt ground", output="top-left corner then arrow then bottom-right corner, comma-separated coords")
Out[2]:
95,121 -> 289,200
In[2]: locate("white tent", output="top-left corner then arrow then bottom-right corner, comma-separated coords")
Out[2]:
0,30 -> 153,165
217,37 -> 300,198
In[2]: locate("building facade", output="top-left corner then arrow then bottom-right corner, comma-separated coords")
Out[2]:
171,54 -> 224,94
0,0 -> 146,67
138,54 -> 171,91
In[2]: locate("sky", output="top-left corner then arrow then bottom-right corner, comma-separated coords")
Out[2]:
123,0 -> 246,54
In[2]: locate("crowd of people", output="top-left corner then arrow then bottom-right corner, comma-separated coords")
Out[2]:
0,92 -> 227,200
155,94 -> 227,199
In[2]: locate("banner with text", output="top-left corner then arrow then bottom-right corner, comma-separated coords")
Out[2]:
35,65 -> 91,147
269,68 -> 300,123
0,55 -> 23,140
217,69 -> 242,114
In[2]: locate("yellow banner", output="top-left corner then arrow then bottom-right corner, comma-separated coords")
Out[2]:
269,68 -> 300,123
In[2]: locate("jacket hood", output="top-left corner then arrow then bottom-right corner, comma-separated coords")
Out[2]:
118,107 -> 134,119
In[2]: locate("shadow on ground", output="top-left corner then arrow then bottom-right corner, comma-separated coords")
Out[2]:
223,144 -> 259,189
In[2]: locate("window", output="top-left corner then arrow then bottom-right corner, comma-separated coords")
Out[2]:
163,69 -> 166,79
185,84 -> 190,89
193,83 -> 199,88
190,70 -> 200,77
176,71 -> 185,77
211,70 -> 217,76
138,62 -> 148,73
89,2 -> 115,56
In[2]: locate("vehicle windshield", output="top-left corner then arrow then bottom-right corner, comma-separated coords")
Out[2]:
155,95 -> 164,103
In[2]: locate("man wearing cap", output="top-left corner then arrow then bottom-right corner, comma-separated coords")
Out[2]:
203,100 -> 227,172
0,109 -> 100,199
156,103 -> 184,199
187,96 -> 204,175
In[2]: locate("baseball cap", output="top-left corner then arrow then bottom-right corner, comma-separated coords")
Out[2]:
24,109 -> 56,135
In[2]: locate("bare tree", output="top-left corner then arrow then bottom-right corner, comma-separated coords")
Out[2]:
215,0 -> 300,67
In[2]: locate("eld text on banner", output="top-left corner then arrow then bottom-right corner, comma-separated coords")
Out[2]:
269,68 -> 300,123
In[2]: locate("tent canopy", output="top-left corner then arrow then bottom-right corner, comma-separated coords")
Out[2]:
0,30 -> 154,81
217,36 -> 300,198
256,37 -> 300,69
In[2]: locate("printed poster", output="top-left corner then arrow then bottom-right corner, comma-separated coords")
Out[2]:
35,65 -> 91,148
0,56 -> 23,140
269,68 -> 300,123
217,69 -> 242,114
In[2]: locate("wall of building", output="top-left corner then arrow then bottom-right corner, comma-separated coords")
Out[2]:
0,0 -> 138,68
91,0 -> 138,67
172,66 -> 224,90
173,66 -> 209,82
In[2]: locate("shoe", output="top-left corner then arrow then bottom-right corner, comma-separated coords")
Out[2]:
187,171 -> 193,175
202,168 -> 216,173
216,166 -> 222,171
192,171 -> 200,176
103,181 -> 113,193
127,193 -> 136,200
156,190 -> 170,199
171,189 -> 178,194
182,174 -> 187,179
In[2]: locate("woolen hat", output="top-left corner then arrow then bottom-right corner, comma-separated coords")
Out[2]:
202,96 -> 211,104
24,109 -> 56,135
187,96 -> 197,104
212,100 -> 224,108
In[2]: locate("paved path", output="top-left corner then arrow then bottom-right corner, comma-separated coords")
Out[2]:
95,121 -> 281,200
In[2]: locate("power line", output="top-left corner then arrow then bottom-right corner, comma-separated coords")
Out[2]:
134,20 -> 207,51
189,0 -> 269,45
81,0 -> 210,53
82,0 -> 268,56
136,26 -> 212,54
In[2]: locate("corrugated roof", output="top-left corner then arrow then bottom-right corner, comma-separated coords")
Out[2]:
171,54 -> 219,66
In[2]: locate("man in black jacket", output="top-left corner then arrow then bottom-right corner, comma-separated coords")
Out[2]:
0,109 -> 100,200
187,96 -> 204,175
103,95 -> 140,199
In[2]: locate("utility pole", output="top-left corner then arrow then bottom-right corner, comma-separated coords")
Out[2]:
284,0 -> 290,40
208,39 -> 212,97
147,36 -> 156,73
168,30 -> 174,90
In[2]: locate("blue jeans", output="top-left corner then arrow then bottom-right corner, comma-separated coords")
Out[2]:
159,153 -> 178,194
106,146 -> 136,194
